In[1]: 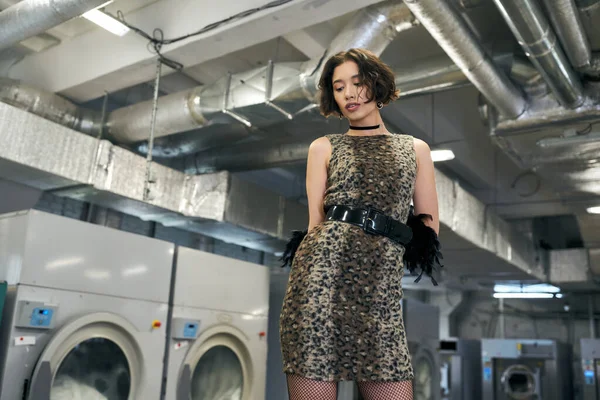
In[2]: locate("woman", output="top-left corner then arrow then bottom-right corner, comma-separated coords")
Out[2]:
279,48 -> 441,400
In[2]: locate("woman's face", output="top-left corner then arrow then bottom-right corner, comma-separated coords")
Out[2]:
332,60 -> 378,122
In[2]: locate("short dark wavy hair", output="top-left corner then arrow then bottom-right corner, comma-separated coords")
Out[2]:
318,48 -> 399,118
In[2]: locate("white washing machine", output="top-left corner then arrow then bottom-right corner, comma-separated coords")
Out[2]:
0,210 -> 175,400
164,247 -> 269,400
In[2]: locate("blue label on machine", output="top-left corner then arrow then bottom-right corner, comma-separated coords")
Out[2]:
584,370 -> 595,385
183,322 -> 198,339
30,308 -> 53,327
483,367 -> 492,382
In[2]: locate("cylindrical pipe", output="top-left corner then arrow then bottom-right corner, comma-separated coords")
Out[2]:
403,0 -> 527,119
0,0 -> 109,52
576,0 -> 600,51
107,88 -> 206,143
300,1 -> 418,97
0,77 -> 101,134
540,0 -> 591,69
493,0 -> 585,108
493,98 -> 600,134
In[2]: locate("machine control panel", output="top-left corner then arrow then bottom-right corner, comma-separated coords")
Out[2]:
15,301 -> 57,330
172,318 -> 200,340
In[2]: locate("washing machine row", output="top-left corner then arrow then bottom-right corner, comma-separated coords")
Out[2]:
0,210 -> 269,400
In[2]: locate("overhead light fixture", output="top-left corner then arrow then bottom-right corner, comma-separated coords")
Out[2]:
431,149 -> 455,163
493,292 -> 555,299
494,283 -> 560,293
82,9 -> 130,37
587,206 -> 600,214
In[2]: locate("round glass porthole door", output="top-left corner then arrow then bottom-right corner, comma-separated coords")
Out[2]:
28,313 -> 143,400
181,327 -> 254,400
51,338 -> 131,399
191,345 -> 244,399
413,353 -> 434,400
501,365 -> 537,400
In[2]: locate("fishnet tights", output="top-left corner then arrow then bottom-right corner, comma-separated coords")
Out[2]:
286,374 -> 414,400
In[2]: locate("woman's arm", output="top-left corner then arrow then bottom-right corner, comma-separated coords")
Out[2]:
413,138 -> 440,235
305,137 -> 331,232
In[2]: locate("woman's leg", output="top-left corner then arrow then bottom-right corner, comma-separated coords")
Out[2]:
286,374 -> 338,400
357,380 -> 414,400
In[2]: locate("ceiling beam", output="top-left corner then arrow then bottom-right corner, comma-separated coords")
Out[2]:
9,0 -> 384,102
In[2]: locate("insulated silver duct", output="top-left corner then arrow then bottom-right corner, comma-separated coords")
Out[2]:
107,1 -> 418,143
0,0 -> 109,52
151,54 -> 479,160
540,0 -> 591,70
576,0 -> 600,51
403,0 -> 527,119
184,56 -> 541,172
0,77 -> 101,134
493,0 -> 584,108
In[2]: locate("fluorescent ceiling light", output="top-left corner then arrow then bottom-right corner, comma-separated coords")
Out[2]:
493,292 -> 555,299
587,206 -> 600,214
82,9 -> 130,36
431,149 -> 455,163
493,283 -> 560,293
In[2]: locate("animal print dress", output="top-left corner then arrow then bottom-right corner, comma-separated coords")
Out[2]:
280,133 -> 417,382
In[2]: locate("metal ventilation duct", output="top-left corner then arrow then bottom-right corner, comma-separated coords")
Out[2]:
549,248 -> 600,289
0,0 -> 109,52
576,0 -> 600,51
0,77 -> 101,135
107,0 -> 418,144
183,56 -> 539,172
540,0 -> 592,70
0,101 -> 545,284
490,96 -> 600,170
492,0 -> 584,109
403,0 -> 527,119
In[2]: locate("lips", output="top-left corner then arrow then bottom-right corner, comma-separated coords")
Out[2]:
345,102 -> 360,111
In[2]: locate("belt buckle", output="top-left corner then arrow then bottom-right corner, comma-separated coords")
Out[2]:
364,207 -> 388,236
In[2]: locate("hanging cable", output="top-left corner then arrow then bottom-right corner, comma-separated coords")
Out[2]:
109,0 -> 296,70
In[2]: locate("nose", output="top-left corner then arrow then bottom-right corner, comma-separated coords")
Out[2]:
344,85 -> 355,100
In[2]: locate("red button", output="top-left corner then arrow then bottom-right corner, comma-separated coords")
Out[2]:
259,331 -> 266,337
152,320 -> 162,329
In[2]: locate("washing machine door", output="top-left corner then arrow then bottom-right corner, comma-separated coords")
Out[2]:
177,325 -> 253,400
27,312 -> 143,400
412,345 -> 437,400
500,364 -> 540,400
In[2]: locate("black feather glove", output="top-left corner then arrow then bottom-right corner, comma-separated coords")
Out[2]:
404,206 -> 444,285
280,230 -> 308,268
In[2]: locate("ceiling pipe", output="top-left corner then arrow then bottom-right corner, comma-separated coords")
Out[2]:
0,77 -> 101,134
576,0 -> 600,51
402,0 -> 527,119
540,0 -> 592,70
492,0 -> 585,109
0,0 -> 109,52
106,1 -> 418,144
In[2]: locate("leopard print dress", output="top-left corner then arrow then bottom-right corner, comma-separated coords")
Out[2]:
279,132 -> 417,382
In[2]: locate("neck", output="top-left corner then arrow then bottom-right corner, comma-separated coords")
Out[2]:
347,112 -> 385,134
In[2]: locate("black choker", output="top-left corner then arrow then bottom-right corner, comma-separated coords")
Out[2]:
349,124 -> 380,130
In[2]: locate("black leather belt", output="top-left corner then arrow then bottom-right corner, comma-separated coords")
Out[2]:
325,205 -> 413,245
